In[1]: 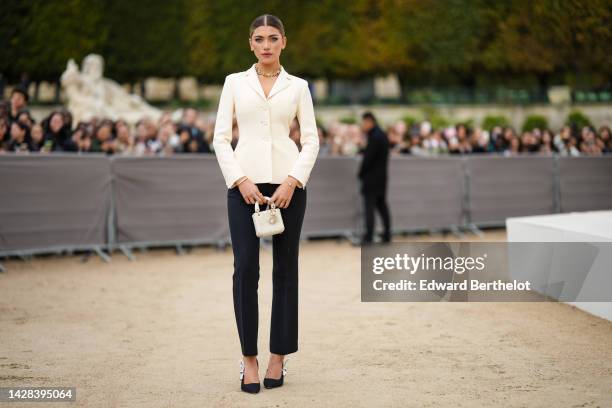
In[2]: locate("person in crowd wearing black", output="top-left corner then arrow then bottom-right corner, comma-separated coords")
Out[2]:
487,126 -> 503,152
470,128 -> 488,153
505,135 -> 522,155
29,123 -> 45,152
539,129 -> 558,154
598,126 -> 611,153
90,119 -> 115,154
8,87 -> 29,124
495,127 -> 516,152
174,124 -> 193,153
187,137 -> 203,153
579,126 -> 603,155
449,123 -> 472,154
41,111 -> 72,151
60,108 -> 73,131
8,121 -> 31,152
520,130 -> 540,153
358,111 -> 392,245
73,124 -> 93,153
17,110 -> 35,128
181,107 -> 211,153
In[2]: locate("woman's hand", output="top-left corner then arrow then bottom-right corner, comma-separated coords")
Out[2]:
270,177 -> 299,209
237,178 -> 266,205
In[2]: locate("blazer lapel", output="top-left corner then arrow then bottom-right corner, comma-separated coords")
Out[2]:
267,67 -> 291,99
245,64 -> 266,101
245,63 -> 291,102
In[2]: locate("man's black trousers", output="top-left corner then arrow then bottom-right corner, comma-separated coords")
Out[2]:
362,190 -> 392,242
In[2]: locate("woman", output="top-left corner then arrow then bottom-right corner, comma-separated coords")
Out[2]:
8,121 -> 32,152
90,119 -> 116,155
212,14 -> 319,394
29,123 -> 45,152
41,111 -> 71,151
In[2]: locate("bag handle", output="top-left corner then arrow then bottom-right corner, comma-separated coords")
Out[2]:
254,196 -> 275,213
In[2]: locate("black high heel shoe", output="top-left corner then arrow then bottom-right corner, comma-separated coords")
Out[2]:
239,358 -> 260,394
263,358 -> 288,389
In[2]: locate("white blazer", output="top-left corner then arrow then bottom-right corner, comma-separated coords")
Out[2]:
212,63 -> 319,189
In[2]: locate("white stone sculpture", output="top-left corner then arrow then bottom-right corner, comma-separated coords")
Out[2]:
60,54 -> 162,125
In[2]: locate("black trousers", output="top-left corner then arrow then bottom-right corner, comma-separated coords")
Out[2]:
227,183 -> 307,356
362,190 -> 392,242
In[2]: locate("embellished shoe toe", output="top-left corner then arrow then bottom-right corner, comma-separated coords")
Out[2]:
263,359 -> 288,389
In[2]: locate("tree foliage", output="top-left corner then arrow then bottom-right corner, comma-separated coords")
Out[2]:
1,0 -> 610,86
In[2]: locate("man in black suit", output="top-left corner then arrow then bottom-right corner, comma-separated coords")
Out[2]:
358,111 -> 392,244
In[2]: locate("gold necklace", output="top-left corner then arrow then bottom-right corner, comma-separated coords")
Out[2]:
255,63 -> 281,77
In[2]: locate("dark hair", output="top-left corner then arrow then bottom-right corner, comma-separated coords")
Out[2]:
177,124 -> 191,135
11,120 -> 29,133
17,109 -> 35,124
362,111 -> 378,124
46,111 -> 65,129
249,14 -> 285,38
11,86 -> 29,102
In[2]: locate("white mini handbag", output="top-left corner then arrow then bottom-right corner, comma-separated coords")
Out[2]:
252,196 -> 285,237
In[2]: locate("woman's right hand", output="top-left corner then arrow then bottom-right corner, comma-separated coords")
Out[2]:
237,178 -> 266,205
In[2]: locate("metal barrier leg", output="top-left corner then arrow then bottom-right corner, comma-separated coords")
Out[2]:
0,262 -> 5,273
94,247 -> 111,263
347,231 -> 361,246
175,244 -> 186,255
119,245 -> 136,261
450,225 -> 465,239
466,223 -> 484,237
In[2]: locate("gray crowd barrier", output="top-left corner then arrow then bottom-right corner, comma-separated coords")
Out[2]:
301,157 -> 360,238
387,157 -> 464,232
1,154 -> 611,263
111,155 -> 229,249
465,155 -> 556,227
558,156 -> 612,213
0,154 -> 111,257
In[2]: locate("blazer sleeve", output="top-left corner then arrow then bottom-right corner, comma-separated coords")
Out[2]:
212,75 -> 246,189
288,80 -> 320,188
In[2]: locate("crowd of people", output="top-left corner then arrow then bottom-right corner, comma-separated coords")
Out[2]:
0,87 -> 212,155
321,119 -> 611,157
1,86 -> 611,157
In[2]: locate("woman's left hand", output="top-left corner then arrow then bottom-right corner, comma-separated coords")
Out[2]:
270,177 -> 299,209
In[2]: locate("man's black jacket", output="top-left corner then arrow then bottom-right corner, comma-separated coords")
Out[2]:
358,124 -> 389,195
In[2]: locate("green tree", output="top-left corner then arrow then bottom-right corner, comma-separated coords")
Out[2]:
101,1 -> 187,82
2,0 -> 107,81
481,0 -> 612,88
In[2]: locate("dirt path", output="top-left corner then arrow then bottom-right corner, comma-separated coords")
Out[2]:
1,235 -> 611,407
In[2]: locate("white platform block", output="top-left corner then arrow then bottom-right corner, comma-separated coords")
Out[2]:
506,210 -> 612,321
